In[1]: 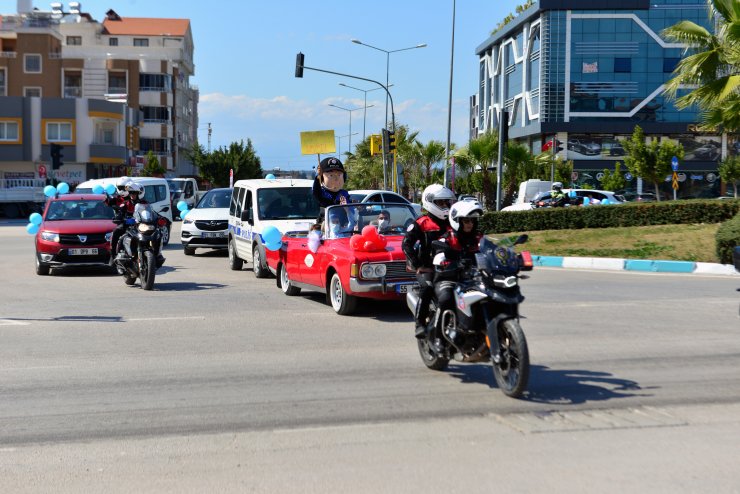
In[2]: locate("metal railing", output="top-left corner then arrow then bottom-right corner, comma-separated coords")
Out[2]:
0,51 -> 17,58
64,87 -> 82,98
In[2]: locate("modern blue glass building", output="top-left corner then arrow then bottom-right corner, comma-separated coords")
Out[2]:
471,0 -> 734,198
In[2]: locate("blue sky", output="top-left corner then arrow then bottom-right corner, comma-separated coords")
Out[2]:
3,0 -> 524,170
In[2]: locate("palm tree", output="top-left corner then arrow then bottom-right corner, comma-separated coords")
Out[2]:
415,140 -> 446,183
662,0 -> 740,131
453,131 -> 498,209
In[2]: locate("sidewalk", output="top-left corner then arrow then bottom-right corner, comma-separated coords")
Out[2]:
533,255 -> 739,276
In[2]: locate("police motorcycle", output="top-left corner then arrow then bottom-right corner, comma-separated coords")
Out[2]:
116,203 -> 167,290
406,235 -> 534,398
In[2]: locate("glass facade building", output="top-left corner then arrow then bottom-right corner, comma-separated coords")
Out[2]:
471,0 -> 735,198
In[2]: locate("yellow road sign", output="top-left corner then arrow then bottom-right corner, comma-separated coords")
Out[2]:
672,172 -> 679,190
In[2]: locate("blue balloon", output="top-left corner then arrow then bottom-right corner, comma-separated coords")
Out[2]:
180,209 -> 189,219
105,183 -> 117,195
569,190 -> 577,198
44,185 -> 57,198
26,223 -> 39,235
583,197 -> 590,206
29,212 -> 43,225
56,182 -> 70,195
601,198 -> 610,205
264,240 -> 282,251
177,200 -> 188,212
265,174 -> 276,180
92,184 -> 105,194
262,225 -> 281,245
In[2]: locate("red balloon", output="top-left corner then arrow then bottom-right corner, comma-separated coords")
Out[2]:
376,235 -> 387,248
363,240 -> 376,251
361,224 -> 379,240
350,234 -> 364,250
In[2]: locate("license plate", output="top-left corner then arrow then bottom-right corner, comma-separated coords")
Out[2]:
396,283 -> 415,293
69,248 -> 98,256
202,232 -> 225,238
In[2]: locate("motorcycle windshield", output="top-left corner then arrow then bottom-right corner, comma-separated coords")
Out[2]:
478,237 -> 519,274
133,203 -> 156,224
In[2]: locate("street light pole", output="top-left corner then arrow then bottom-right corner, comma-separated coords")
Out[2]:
329,104 -> 373,155
444,0 -> 456,188
339,83 -> 389,140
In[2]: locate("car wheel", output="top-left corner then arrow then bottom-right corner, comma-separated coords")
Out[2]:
252,244 -> 269,278
228,237 -> 243,271
35,254 -> 50,276
184,246 -> 195,256
279,263 -> 301,296
328,272 -> 357,315
161,223 -> 171,246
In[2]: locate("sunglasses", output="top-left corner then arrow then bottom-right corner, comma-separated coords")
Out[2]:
434,199 -> 453,207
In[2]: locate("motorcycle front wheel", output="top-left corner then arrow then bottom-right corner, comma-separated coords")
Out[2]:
141,250 -> 156,290
491,318 -> 529,398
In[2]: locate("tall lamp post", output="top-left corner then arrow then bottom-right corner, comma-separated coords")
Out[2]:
338,83 -> 390,140
329,104 -> 373,154
335,132 -> 359,158
443,0 -> 456,189
350,39 -> 426,130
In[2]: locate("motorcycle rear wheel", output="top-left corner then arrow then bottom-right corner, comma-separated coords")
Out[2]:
491,318 -> 529,398
141,250 -> 156,290
416,301 -> 449,371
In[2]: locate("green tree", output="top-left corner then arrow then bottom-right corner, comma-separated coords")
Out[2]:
502,142 -> 535,206
600,162 -> 627,192
453,131 -> 498,209
622,126 -> 684,201
141,151 -> 166,177
195,140 -> 263,187
662,0 -> 740,131
345,136 -> 384,190
718,155 -> 740,197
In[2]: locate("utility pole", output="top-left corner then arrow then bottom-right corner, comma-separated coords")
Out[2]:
207,122 -> 212,153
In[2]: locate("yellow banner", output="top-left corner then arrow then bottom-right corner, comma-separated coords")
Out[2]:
300,130 -> 336,155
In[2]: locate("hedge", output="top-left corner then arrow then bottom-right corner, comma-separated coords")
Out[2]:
480,199 -> 740,234
716,212 -> 740,264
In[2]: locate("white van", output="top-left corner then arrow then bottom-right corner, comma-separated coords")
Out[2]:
75,177 -> 173,244
228,178 -> 318,278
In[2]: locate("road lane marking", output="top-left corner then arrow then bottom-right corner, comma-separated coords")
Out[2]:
127,316 -> 206,321
0,319 -> 30,326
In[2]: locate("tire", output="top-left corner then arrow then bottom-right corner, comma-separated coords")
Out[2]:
252,244 -> 269,278
279,263 -> 301,296
328,272 -> 357,315
416,300 -> 449,371
35,255 -> 50,276
161,223 -> 171,246
490,318 -> 529,398
184,246 -> 195,256
140,250 -> 156,290
228,237 -> 243,271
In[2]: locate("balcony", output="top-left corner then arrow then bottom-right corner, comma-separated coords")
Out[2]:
0,51 -> 17,58
64,87 -> 82,98
89,144 -> 126,164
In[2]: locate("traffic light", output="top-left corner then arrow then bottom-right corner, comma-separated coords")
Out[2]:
50,143 -> 64,170
295,52 -> 304,78
381,128 -> 396,154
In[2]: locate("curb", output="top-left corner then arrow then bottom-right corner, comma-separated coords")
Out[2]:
532,255 -> 738,276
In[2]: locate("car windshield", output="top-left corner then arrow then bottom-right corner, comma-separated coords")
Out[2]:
166,180 -> 183,193
324,203 -> 418,239
257,187 -> 319,220
196,188 -> 231,209
45,199 -> 115,220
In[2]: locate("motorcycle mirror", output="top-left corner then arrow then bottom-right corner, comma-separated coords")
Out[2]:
515,234 -> 529,245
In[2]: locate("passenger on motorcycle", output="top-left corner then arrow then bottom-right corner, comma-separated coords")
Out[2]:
402,183 -> 456,339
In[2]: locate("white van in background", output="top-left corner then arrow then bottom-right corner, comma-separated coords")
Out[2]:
502,180 -> 553,212
228,178 -> 318,278
75,177 -> 173,244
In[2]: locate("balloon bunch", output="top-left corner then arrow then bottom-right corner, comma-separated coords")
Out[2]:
27,182 -> 72,234
261,225 -> 282,251
176,200 -> 190,220
265,173 -> 276,180
92,183 -> 118,196
349,225 -> 388,252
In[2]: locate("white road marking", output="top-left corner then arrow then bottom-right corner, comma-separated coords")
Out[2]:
127,316 -> 206,321
0,319 -> 30,326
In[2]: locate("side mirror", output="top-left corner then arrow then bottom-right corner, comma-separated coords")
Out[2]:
514,234 -> 529,246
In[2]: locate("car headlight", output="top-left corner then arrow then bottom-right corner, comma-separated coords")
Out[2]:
138,223 -> 155,233
183,218 -> 195,225
40,231 -> 60,243
360,263 -> 386,279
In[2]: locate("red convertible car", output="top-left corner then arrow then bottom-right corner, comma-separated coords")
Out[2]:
266,203 -> 419,315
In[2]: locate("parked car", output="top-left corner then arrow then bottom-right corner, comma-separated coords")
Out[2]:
349,189 -> 423,216
620,191 -> 657,202
34,193 -> 117,275
567,139 -> 601,156
692,142 -> 721,161
180,187 -> 232,255
168,177 -> 204,217
502,189 -> 625,211
601,140 -> 625,156
265,203 -> 419,315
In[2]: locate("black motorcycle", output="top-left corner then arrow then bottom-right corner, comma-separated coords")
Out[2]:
116,203 -> 166,290
407,235 -> 533,398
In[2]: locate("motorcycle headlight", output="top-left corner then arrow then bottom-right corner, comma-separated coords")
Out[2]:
105,232 -> 113,242
138,223 -> 155,233
40,231 -> 60,243
360,263 -> 386,279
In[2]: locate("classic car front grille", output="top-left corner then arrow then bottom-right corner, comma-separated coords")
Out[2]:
59,233 -> 108,245
384,261 -> 414,280
195,220 -> 228,231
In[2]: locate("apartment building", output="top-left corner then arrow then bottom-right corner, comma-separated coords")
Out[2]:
471,0 -> 734,199
0,1 -> 198,186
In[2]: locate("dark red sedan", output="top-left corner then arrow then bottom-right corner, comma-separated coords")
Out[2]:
34,194 -> 117,275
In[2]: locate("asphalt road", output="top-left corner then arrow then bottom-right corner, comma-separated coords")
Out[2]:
1,221 -> 739,493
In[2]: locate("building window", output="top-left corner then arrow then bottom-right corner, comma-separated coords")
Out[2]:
108,72 -> 127,94
614,58 -> 632,73
141,106 -> 170,122
109,37 -> 118,46
24,87 -> 42,97
0,121 -> 20,142
0,69 -> 6,96
133,38 -> 149,47
24,54 -> 42,74
664,57 -> 680,73
139,73 -> 172,92
139,138 -> 170,155
66,36 -> 82,46
47,122 -> 73,142
64,72 -> 82,98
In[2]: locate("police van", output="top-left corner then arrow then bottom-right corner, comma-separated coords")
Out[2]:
75,177 -> 173,244
228,178 -> 318,278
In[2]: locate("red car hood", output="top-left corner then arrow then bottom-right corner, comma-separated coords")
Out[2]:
40,219 -> 117,234
334,234 -> 407,262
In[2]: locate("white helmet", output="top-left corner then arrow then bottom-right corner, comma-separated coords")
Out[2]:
449,200 -> 484,232
422,184 -> 456,220
116,176 -> 131,197
552,182 -> 563,190
126,182 -> 144,198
